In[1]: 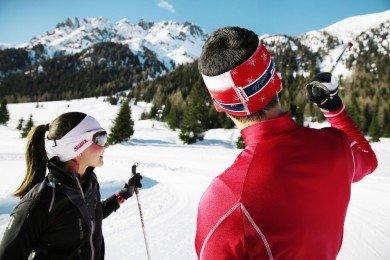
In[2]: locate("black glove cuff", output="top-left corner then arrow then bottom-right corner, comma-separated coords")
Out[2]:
317,95 -> 343,111
118,185 -> 132,200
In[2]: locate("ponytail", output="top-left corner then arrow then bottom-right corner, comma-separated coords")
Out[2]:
14,124 -> 49,198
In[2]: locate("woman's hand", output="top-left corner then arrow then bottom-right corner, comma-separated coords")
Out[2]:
118,173 -> 143,200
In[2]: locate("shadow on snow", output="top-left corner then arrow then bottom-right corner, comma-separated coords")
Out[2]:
0,176 -> 158,215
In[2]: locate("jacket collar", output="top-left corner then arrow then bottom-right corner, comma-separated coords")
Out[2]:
47,158 -> 94,190
241,112 -> 301,145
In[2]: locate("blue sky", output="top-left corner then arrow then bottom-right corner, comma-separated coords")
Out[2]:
0,0 -> 389,44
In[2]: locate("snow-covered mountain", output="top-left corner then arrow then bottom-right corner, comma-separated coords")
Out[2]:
262,9 -> 390,77
1,10 -> 388,75
323,10 -> 390,43
0,10 -> 388,103
0,17 -> 207,67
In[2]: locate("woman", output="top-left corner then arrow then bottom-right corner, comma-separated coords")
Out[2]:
0,112 -> 142,259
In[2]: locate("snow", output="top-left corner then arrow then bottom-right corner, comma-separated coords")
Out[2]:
297,10 -> 390,77
0,97 -> 389,259
299,30 -> 329,53
11,17 -> 207,67
323,10 -> 390,43
2,10 -> 388,79
319,44 -> 353,77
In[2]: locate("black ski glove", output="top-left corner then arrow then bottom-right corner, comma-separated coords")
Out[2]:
118,173 -> 143,200
305,72 -> 343,111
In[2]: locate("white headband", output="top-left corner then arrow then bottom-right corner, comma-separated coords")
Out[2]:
45,115 -> 105,162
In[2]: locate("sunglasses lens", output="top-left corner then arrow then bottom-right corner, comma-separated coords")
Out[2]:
93,132 -> 107,146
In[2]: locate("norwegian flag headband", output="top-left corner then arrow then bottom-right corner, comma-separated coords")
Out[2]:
201,42 -> 282,116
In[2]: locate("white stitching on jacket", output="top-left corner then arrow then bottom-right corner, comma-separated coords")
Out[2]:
241,204 -> 274,260
350,143 -> 357,180
199,203 -> 240,259
199,202 -> 274,260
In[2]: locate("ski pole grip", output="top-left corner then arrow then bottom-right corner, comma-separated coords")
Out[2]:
132,162 -> 140,195
132,162 -> 139,175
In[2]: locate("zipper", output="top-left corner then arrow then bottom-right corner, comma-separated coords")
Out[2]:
48,180 -> 56,212
74,174 -> 94,260
90,219 -> 95,260
74,174 -> 85,199
78,218 -> 84,258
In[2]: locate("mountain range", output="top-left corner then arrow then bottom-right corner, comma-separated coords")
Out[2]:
0,10 -> 388,102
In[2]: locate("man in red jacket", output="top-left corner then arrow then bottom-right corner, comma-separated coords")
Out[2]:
195,27 -> 378,259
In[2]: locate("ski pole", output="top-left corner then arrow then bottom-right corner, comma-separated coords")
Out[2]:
132,163 -> 151,260
329,42 -> 353,73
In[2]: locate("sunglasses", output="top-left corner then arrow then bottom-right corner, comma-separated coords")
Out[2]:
92,131 -> 108,147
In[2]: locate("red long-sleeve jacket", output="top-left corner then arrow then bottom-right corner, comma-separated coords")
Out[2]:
195,106 -> 377,260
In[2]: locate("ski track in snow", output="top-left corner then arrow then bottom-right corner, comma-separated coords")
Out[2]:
0,98 -> 389,259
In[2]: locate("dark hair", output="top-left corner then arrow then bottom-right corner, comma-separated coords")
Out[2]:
198,26 -> 259,76
198,26 -> 280,121
14,112 -> 86,198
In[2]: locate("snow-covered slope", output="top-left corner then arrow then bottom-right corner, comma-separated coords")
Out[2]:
323,10 -> 390,43
263,9 -> 390,77
0,97 -> 389,259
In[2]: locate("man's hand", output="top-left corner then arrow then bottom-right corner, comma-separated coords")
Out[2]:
305,72 -> 343,111
118,173 -> 143,200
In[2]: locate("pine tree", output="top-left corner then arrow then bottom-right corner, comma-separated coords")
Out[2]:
362,105 -> 372,134
383,108 -> 390,137
166,104 -> 182,130
236,136 -> 245,149
348,95 -> 361,129
0,99 -> 10,125
149,105 -> 158,119
290,103 -> 304,126
107,95 -> 118,105
16,117 -> 24,130
108,99 -> 134,144
166,90 -> 185,129
21,114 -> 34,138
369,115 -> 381,142
179,85 -> 207,144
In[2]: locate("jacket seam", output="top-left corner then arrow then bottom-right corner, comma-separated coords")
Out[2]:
241,204 -> 274,260
199,202 -> 240,259
239,203 -> 248,254
240,143 -> 260,199
350,141 -> 357,180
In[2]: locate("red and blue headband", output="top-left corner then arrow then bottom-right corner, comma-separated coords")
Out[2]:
201,43 -> 282,116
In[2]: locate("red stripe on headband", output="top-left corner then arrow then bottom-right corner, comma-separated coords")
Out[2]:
230,44 -> 271,87
208,87 -> 240,104
201,42 -> 282,116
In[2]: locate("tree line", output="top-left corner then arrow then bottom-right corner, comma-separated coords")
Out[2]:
130,40 -> 389,143
0,42 -> 167,103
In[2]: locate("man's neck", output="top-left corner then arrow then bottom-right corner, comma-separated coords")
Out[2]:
232,107 -> 285,131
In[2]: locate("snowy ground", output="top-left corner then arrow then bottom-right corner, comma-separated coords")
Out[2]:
0,97 -> 389,259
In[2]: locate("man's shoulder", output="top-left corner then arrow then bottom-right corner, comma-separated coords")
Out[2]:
199,176 -> 235,208
300,124 -> 347,140
198,155 -> 253,212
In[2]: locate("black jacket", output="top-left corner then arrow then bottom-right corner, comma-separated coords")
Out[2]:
0,159 -> 121,260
